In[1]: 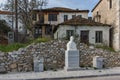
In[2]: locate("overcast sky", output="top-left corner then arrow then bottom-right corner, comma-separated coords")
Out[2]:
48,0 -> 99,16
0,0 -> 99,16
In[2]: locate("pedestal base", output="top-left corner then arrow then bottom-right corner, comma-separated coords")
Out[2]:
64,50 -> 80,71
64,67 -> 81,71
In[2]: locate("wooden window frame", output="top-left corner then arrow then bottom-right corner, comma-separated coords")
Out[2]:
64,15 -> 68,21
32,13 -> 37,21
95,31 -> 103,43
48,14 -> 57,21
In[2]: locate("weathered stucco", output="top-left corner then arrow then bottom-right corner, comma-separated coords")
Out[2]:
54,25 -> 110,46
43,12 -> 88,25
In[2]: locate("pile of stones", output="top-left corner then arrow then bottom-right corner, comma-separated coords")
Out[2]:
0,40 -> 120,72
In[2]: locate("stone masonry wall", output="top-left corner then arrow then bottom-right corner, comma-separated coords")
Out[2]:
0,40 -> 120,72
92,0 -> 120,51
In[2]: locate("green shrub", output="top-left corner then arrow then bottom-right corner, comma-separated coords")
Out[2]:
33,37 -> 51,44
95,45 -> 115,52
0,43 -> 27,52
0,38 -> 51,52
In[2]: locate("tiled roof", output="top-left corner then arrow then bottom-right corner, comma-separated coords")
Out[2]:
53,16 -> 110,33
92,0 -> 102,12
0,10 -> 12,15
59,16 -> 110,26
35,7 -> 89,13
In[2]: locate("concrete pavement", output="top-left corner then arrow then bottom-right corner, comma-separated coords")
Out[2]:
0,67 -> 120,80
62,76 -> 120,80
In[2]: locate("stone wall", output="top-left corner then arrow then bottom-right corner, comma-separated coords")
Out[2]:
92,0 -> 120,51
0,40 -> 120,73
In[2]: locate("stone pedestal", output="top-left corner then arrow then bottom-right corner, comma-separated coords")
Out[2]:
64,50 -> 80,71
93,56 -> 104,69
34,57 -> 44,72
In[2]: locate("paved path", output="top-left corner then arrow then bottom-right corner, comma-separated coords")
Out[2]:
63,76 -> 120,80
0,67 -> 120,80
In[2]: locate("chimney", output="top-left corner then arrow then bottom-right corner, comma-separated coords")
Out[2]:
76,8 -> 79,11
88,17 -> 92,20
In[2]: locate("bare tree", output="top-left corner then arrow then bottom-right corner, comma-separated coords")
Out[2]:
4,0 -> 48,41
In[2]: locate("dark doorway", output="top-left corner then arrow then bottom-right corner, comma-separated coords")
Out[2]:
80,31 -> 89,44
34,26 -> 42,38
110,27 -> 113,47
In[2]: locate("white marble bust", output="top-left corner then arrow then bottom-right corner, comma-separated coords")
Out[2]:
67,36 -> 77,50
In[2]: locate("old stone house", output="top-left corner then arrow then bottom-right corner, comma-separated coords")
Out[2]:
54,16 -> 110,46
32,7 -> 89,38
92,0 -> 120,51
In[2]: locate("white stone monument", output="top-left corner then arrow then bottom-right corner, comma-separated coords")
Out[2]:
64,36 -> 80,71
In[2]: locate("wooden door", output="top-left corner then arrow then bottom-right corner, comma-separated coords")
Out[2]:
80,31 -> 89,44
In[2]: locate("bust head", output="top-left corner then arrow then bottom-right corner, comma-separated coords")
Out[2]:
70,36 -> 74,42
67,36 -> 77,50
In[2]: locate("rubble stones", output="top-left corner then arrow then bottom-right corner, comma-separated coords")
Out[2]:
0,40 -> 120,72
0,66 -> 6,73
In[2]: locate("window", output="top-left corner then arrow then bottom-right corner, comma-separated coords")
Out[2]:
64,15 -> 68,21
72,15 -> 76,19
95,31 -> 103,43
78,15 -> 82,18
66,30 -> 74,39
34,28 -> 42,38
39,14 -> 44,23
35,29 -> 38,34
48,14 -> 57,21
109,0 -> 112,9
45,26 -> 52,35
39,29 -> 42,34
35,28 -> 42,34
32,13 -> 37,21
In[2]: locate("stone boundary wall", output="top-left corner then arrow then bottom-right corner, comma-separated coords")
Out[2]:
0,40 -> 120,72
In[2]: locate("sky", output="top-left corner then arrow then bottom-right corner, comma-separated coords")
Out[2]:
0,0 -> 99,16
48,0 -> 100,16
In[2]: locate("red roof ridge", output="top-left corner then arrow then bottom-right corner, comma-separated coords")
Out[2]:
33,7 -> 89,13
43,7 -> 89,12
0,10 -> 12,15
59,16 -> 111,26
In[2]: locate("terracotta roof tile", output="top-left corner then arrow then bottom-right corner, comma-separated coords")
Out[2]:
59,16 -> 111,26
35,7 -> 89,13
0,10 -> 13,15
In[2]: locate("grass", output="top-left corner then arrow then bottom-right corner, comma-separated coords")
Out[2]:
0,43 -> 27,52
32,37 -> 51,44
0,37 -> 51,52
95,45 -> 115,52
